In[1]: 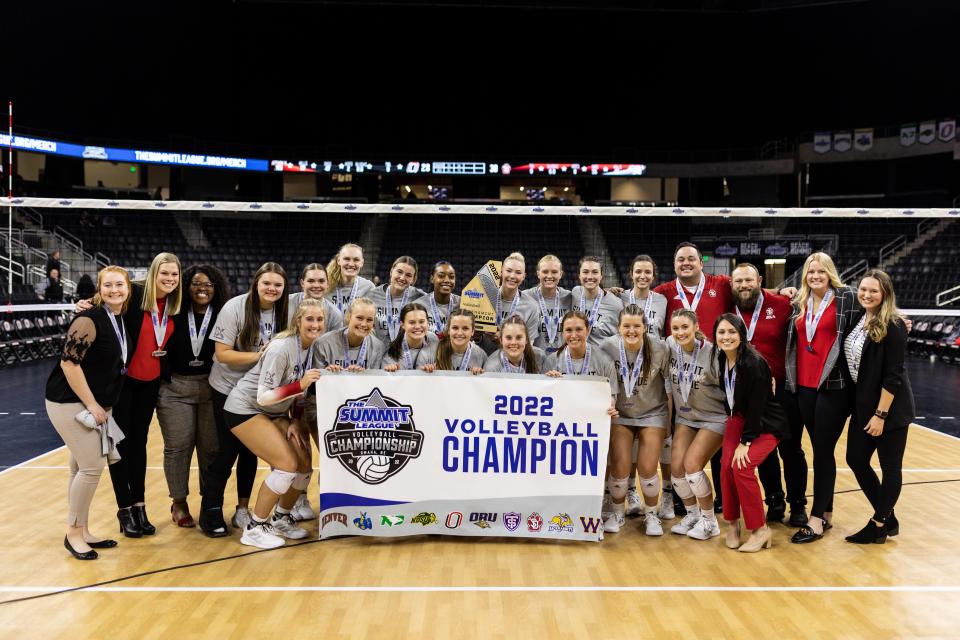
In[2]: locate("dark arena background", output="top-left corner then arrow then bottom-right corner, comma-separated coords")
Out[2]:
2,2 -> 959,637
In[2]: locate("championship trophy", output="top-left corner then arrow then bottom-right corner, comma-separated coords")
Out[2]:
459,260 -> 502,334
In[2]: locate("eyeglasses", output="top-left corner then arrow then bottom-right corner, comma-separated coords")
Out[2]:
190,281 -> 215,289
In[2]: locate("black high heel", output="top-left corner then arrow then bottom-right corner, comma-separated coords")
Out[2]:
118,507 -> 143,538
87,538 -> 118,549
64,536 -> 98,560
132,505 -> 156,535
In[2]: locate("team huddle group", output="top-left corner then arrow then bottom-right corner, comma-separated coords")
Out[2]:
44,238 -> 916,557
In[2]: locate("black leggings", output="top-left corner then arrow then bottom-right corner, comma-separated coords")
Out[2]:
109,377 -> 161,508
795,385 -> 849,519
775,386 -> 809,508
845,417 -> 908,522
200,389 -> 258,511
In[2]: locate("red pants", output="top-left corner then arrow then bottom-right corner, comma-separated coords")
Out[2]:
721,414 -> 780,530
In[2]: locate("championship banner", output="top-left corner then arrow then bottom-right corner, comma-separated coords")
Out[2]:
459,260 -> 503,334
317,371 -> 611,542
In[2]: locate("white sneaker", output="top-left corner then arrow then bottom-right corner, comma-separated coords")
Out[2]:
687,517 -> 721,540
291,494 -> 316,522
644,512 -> 664,536
240,520 -> 285,549
670,510 -> 700,535
658,490 -> 676,520
231,506 -> 252,530
625,489 -> 642,517
601,493 -> 613,521
270,513 -> 309,539
603,510 -> 625,533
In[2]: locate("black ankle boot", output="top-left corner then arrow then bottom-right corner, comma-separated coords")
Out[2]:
885,511 -> 899,536
132,505 -> 156,535
199,507 -> 230,538
118,507 -> 143,538
765,493 -> 786,523
788,504 -> 809,527
845,520 -> 887,544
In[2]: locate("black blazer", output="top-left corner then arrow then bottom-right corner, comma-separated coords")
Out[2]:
718,349 -> 790,444
123,282 -> 148,346
841,312 -> 915,432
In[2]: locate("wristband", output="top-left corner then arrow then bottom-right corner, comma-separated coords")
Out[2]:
874,409 -> 888,419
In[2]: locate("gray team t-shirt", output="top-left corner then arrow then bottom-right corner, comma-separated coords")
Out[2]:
598,335 -> 671,427
208,293 -> 280,396
523,286 -> 573,353
367,284 -> 426,343
382,333 -> 440,370
482,346 -> 548,374
571,286 -> 624,346
542,345 -> 618,397
287,292 -> 344,333
434,342 -> 488,371
311,328 -> 386,370
665,336 -> 726,433
412,291 -> 461,336
618,290 -> 669,339
325,276 -> 376,314
225,335 -> 308,417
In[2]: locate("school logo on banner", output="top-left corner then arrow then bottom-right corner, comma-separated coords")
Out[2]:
900,124 -> 917,147
854,128 -> 874,151
938,119 -> 956,142
813,132 -> 831,154
579,516 -> 602,534
833,131 -> 852,153
324,387 -> 424,484
919,121 -> 936,144
527,512 -> 544,532
548,513 -> 574,533
503,512 -> 522,532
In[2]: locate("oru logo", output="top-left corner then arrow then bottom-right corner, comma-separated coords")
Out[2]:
324,388 -> 424,484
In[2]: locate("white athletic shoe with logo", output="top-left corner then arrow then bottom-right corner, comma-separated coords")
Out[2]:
601,493 -> 613,521
291,494 -> 316,522
686,517 -> 721,540
603,510 -> 625,533
670,510 -> 700,535
240,521 -> 285,549
644,512 -> 664,536
625,489 -> 643,517
658,490 -> 675,520
270,513 -> 309,539
232,506 -> 252,530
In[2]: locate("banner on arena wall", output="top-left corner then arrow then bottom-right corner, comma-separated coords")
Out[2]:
833,131 -> 852,153
919,121 -> 937,144
900,124 -> 917,147
459,260 -> 503,334
938,119 -> 956,143
813,132 -> 831,154
316,371 -> 611,542
712,239 -> 814,259
854,128 -> 874,151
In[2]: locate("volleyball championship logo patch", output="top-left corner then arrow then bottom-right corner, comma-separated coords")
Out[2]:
324,388 -> 424,484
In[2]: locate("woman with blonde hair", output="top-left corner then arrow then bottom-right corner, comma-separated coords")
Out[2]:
325,243 -> 375,314
46,266 -> 131,559
523,254 -> 572,355
842,269 -> 914,544
785,252 -> 859,544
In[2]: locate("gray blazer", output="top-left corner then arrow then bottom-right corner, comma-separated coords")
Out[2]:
785,285 -> 858,393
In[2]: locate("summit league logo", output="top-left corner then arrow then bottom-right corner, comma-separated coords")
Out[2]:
324,388 -> 424,484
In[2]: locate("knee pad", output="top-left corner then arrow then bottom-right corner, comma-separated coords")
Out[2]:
686,470 -> 712,499
671,475 -> 694,500
660,435 -> 672,466
264,469 -> 298,495
607,476 -> 629,501
292,472 -> 311,491
639,474 -> 660,499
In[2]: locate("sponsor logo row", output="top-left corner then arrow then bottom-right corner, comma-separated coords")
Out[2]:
322,511 -> 601,534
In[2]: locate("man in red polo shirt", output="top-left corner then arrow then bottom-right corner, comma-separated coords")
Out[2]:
730,263 -> 808,527
654,242 -> 733,338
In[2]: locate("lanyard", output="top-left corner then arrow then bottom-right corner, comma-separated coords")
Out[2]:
804,290 -> 834,351
456,342 -> 474,371
187,306 -> 212,359
579,290 -> 603,330
536,287 -> 561,346
500,350 -> 525,373
150,304 -> 169,349
496,290 -> 520,329
341,330 -> 369,368
259,308 -> 275,347
724,363 -> 737,415
675,275 -> 705,312
401,338 -> 423,370
627,289 -> 655,321
336,280 -> 359,313
297,337 -> 314,378
564,344 -> 592,376
618,338 -> 644,398
428,293 -> 453,336
675,339 -> 702,407
385,286 -> 411,340
734,291 -> 764,342
107,311 -> 128,372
